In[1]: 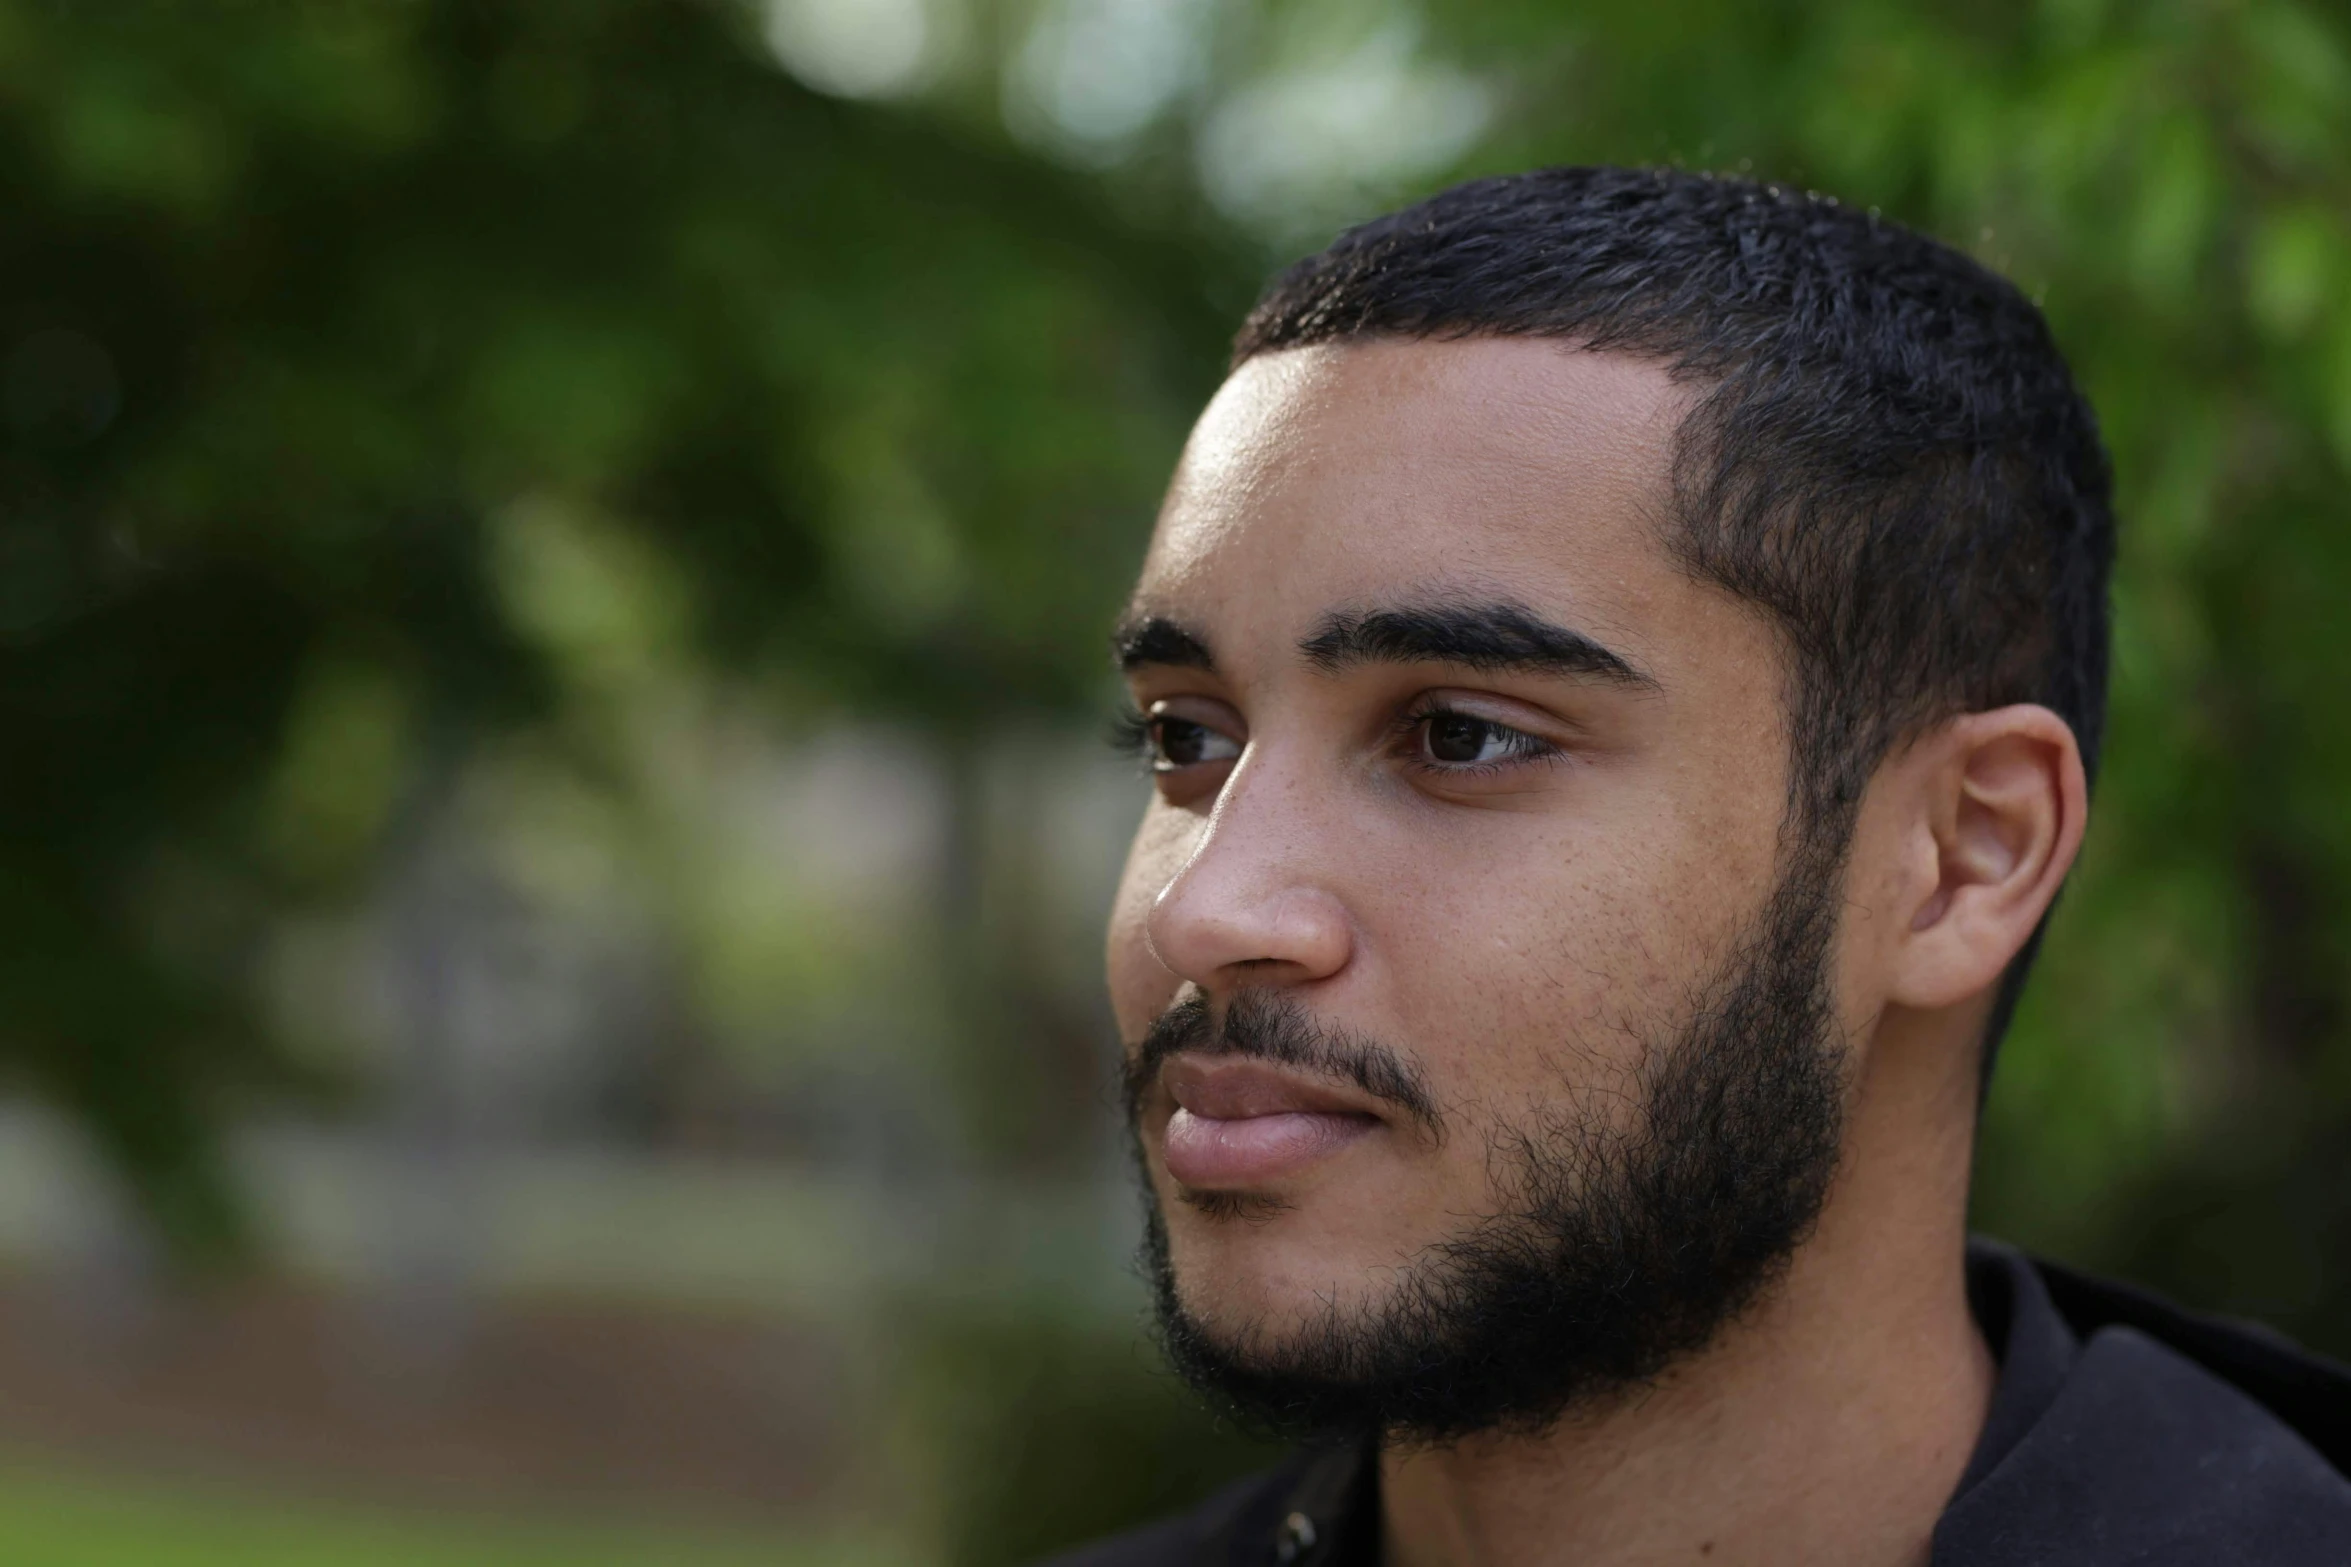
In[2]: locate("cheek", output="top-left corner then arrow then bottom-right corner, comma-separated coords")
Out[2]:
1360,814 -> 1762,1116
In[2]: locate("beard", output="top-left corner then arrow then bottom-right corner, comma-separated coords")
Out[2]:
1124,841 -> 1850,1448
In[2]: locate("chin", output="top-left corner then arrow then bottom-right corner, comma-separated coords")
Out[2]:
1157,1193 -> 1390,1338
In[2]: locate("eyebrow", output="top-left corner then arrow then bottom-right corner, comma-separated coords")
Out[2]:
1113,613 -> 1216,673
1299,599 -> 1657,689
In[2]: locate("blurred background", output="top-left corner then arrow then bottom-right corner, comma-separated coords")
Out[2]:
0,0 -> 2344,1561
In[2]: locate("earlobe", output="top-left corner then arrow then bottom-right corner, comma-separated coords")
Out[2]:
1889,706 -> 2088,1011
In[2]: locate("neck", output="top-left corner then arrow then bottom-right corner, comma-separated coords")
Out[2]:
1379,1008 -> 1992,1567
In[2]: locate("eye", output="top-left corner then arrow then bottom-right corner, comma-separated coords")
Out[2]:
1415,710 -> 1553,769
1150,713 -> 1242,771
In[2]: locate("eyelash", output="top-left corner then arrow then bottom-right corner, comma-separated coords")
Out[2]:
1107,702 -> 1155,769
1110,699 -> 1562,778
1392,699 -> 1562,777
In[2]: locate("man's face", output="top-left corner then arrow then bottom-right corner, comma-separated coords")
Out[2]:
1109,338 -> 1847,1431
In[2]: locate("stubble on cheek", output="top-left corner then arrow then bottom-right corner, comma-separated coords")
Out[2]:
1389,866 -> 1703,1130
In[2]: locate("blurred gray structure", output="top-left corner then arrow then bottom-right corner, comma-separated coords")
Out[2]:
0,713 -> 1151,1534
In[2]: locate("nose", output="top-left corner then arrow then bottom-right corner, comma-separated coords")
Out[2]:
1143,751 -> 1355,991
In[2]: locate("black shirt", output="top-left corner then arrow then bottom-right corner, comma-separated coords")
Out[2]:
1042,1241 -> 2351,1566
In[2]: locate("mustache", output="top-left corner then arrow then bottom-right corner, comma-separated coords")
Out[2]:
1122,990 -> 1443,1138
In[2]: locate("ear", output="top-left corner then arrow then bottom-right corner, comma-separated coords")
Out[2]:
1881,705 -> 2089,1012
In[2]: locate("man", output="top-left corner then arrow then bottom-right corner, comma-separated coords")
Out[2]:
1061,168 -> 2351,1566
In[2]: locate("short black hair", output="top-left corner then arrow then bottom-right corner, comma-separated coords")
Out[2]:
1235,166 -> 2115,1074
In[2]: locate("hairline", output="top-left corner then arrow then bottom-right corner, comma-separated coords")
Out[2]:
1225,323 -> 2036,1086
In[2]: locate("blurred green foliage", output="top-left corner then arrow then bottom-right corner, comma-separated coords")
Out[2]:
2,0 -> 2350,1554
0,1459 -> 899,1567
0,0 -> 1237,1259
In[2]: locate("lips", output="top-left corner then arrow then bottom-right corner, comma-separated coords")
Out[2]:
1157,1058 -> 1381,1189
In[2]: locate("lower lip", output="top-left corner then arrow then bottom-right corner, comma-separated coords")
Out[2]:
1160,1108 -> 1377,1188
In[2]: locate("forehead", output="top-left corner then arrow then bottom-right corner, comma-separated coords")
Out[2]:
1137,338 -> 1698,661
